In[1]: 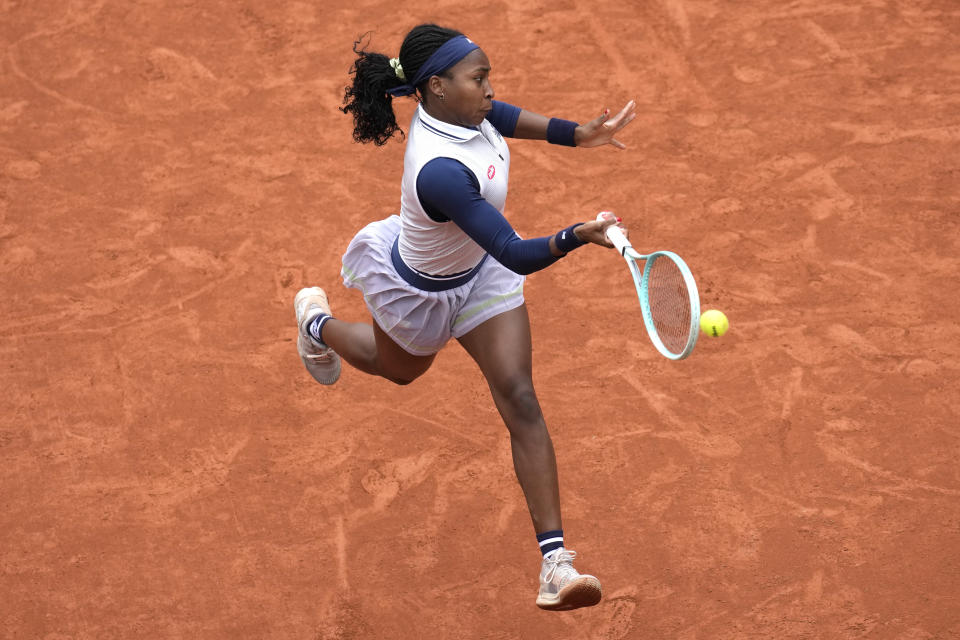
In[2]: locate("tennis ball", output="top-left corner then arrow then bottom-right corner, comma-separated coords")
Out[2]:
700,309 -> 729,337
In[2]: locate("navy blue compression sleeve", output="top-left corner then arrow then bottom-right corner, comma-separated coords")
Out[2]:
416,158 -> 565,275
486,100 -> 521,137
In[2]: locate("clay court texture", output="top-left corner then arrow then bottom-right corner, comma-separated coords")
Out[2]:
2,0 -> 959,638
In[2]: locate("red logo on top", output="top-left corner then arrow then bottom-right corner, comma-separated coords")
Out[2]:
487,165 -> 496,180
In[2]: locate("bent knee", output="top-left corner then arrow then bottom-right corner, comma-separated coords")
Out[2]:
377,358 -> 432,386
382,367 -> 425,386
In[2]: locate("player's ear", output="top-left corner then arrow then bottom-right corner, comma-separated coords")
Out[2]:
426,75 -> 444,100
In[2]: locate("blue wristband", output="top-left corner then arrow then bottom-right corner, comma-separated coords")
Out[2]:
546,118 -> 579,147
554,223 -> 586,254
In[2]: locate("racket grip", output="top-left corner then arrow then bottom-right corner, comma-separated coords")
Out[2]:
596,211 -> 632,255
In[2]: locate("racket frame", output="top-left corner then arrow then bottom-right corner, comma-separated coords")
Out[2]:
603,219 -> 701,360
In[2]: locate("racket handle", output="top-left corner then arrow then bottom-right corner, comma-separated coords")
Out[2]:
596,211 -> 632,256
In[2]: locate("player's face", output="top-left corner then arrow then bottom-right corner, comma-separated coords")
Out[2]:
441,48 -> 494,127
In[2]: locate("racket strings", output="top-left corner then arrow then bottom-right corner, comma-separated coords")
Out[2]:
646,257 -> 692,355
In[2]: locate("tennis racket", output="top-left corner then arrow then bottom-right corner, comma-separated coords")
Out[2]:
598,212 -> 700,360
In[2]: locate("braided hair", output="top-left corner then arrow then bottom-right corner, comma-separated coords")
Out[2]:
341,24 -> 463,146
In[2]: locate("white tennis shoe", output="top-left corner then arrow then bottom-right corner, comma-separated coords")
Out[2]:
294,287 -> 341,385
535,548 -> 602,611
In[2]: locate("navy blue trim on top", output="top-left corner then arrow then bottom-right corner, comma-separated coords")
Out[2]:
487,101 -> 521,137
391,237 -> 487,292
419,119 -> 468,142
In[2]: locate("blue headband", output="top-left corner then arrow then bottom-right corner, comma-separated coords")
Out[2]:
387,35 -> 480,97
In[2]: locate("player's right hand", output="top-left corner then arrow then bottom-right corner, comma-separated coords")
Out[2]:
574,212 -> 627,249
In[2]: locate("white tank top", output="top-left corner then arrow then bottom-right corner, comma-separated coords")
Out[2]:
398,105 -> 511,275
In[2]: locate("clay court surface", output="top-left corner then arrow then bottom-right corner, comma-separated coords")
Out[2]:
2,0 -> 959,637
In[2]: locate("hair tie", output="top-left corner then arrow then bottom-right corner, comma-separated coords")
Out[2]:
389,58 -> 405,81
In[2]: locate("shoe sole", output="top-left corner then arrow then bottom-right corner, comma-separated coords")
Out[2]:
536,576 -> 602,611
302,354 -> 341,385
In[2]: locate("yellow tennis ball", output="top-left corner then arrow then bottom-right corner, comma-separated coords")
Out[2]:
700,309 -> 729,337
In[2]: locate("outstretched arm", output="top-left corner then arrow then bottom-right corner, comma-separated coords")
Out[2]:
507,100 -> 637,149
417,158 -> 619,275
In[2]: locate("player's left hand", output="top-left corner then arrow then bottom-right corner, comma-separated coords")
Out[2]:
574,100 -> 637,150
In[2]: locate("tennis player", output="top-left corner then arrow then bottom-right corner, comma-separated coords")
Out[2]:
295,24 -> 635,610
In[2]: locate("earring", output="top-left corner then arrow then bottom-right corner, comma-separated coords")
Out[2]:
439,93 -> 445,101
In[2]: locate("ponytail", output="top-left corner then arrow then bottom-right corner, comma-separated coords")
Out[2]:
341,24 -> 463,146
340,36 -> 404,146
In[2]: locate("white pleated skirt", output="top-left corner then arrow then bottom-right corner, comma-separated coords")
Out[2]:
341,215 -> 525,356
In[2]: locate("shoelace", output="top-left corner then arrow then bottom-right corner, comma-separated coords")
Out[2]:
298,334 -> 333,361
303,349 -> 333,362
543,549 -> 579,586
